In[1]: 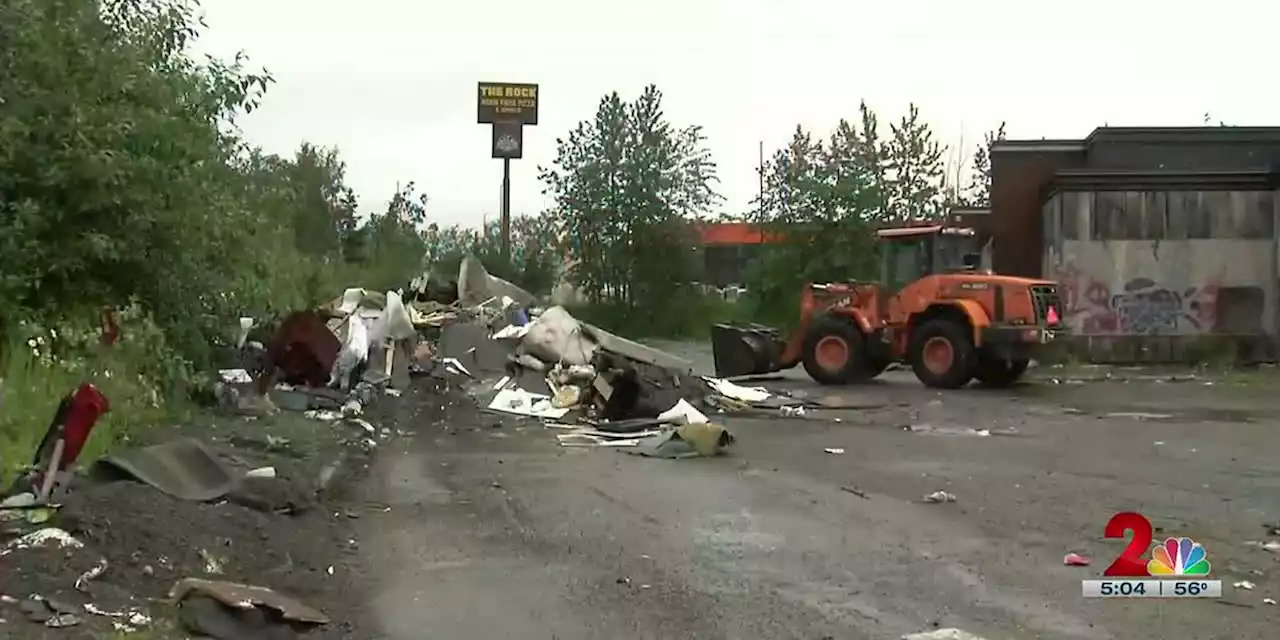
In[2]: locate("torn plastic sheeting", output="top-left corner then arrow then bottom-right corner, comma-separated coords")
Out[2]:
367,290 -> 416,344
703,377 -> 770,403
487,388 -> 570,419
328,315 -> 369,389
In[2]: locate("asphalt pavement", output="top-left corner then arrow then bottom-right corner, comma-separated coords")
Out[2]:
353,351 -> 1280,640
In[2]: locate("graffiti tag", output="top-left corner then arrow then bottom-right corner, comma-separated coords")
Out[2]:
1054,263 -> 1220,335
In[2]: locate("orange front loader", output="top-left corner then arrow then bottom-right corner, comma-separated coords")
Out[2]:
711,225 -> 1065,389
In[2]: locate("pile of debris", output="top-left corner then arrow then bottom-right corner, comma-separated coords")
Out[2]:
0,277 -> 426,637
416,255 -> 832,458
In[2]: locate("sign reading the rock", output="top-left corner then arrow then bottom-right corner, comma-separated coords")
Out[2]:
491,122 -> 523,159
477,82 -> 539,125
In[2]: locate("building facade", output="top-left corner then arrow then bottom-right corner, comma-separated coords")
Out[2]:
992,127 -> 1280,362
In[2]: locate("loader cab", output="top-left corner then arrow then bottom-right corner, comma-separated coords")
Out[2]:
878,225 -> 981,292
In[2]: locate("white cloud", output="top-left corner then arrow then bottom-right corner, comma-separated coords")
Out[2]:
194,0 -> 1277,227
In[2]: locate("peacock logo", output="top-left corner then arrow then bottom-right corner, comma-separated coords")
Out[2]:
1147,537 -> 1211,576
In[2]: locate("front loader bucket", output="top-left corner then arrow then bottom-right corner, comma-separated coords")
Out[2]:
710,323 -> 785,378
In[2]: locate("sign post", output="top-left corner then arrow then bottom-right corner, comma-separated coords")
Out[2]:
477,82 -> 538,260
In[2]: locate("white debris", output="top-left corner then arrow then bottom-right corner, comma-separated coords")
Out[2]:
703,377 -> 770,403
781,406 -> 806,417
487,388 -> 570,419
245,467 -> 277,479
923,491 -> 957,504
218,368 -> 253,384
2,528 -> 83,554
824,448 -> 845,455
492,324 -> 530,340
1233,580 -> 1255,590
903,629 -> 990,640
1104,412 -> 1173,420
657,399 -> 709,425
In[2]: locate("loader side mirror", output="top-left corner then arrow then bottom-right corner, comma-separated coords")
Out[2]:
961,253 -> 981,269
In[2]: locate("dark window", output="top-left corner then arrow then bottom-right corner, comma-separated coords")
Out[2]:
881,237 -> 929,292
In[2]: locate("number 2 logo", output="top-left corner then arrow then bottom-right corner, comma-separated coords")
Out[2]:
1103,511 -> 1154,577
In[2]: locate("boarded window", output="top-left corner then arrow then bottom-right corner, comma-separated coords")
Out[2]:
1091,192 -> 1125,239
1165,192 -> 1189,240
1144,192 -> 1166,239
1230,192 -> 1275,239
1172,192 -> 1214,239
1061,192 -> 1081,240
1042,196 -> 1061,244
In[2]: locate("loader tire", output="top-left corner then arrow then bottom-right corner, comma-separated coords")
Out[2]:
909,318 -> 976,389
802,314 -> 869,385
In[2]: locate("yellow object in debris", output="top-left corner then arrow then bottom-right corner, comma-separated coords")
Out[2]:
552,385 -> 582,408
675,422 -> 730,457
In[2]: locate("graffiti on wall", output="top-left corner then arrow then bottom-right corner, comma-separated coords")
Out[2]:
1054,262 -> 1223,335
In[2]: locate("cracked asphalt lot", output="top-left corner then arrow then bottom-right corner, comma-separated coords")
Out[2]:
353,354 -> 1280,640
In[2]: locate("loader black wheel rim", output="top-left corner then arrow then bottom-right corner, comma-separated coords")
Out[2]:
814,335 -> 849,372
922,336 -> 954,375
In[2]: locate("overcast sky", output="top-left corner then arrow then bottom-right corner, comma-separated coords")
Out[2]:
195,1 -> 1271,228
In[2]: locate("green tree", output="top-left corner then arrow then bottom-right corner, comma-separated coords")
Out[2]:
539,85 -> 720,334
745,122 -> 880,325
963,122 -> 1006,207
884,103 -> 946,223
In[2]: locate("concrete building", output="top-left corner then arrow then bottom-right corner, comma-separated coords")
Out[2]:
990,127 -> 1280,362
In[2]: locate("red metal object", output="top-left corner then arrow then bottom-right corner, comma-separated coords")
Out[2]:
30,383 -> 109,477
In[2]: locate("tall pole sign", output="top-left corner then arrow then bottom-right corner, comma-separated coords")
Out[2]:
477,82 -> 538,260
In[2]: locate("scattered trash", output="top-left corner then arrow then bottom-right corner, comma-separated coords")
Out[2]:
840,486 -> 869,499
824,447 -> 845,455
905,424 -> 992,437
1103,411 -> 1173,420
902,629 -> 990,640
1063,553 -> 1091,566
1244,540 -> 1280,552
487,388 -> 570,419
74,557 -> 109,591
704,377 -> 770,403
780,405 -> 807,417
1264,598 -> 1277,605
1234,580 -> 1255,590
245,466 -> 276,479
922,491 -> 957,504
